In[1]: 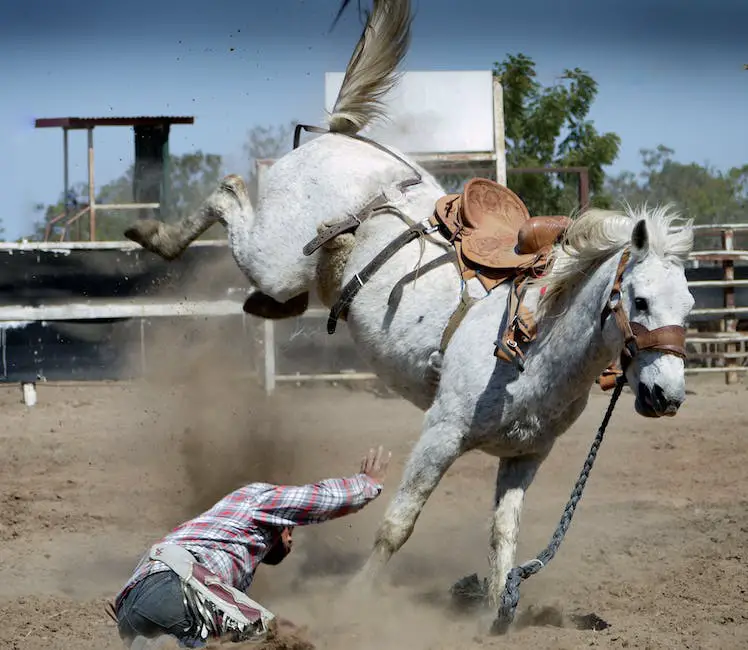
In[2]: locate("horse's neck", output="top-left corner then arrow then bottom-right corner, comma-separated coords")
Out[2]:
527,254 -> 621,405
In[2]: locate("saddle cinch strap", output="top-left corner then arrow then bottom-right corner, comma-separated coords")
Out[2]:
325,179 -> 570,358
494,276 -> 537,371
149,543 -> 275,642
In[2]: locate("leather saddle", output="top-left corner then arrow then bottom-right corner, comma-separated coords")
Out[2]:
432,177 -> 571,292
430,177 -> 572,368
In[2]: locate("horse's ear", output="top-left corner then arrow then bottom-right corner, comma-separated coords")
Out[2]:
631,219 -> 649,256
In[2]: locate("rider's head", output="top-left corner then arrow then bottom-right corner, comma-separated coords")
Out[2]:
261,526 -> 293,566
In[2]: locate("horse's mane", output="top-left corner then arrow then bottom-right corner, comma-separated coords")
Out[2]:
534,203 -> 694,319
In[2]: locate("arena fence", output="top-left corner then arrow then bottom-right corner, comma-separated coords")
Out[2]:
1,222 -> 746,404
258,224 -> 748,391
683,224 -> 748,384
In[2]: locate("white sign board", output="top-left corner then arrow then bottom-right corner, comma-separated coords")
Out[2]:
324,70 -> 495,154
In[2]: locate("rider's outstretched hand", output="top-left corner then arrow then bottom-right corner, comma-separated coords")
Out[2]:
360,446 -> 391,485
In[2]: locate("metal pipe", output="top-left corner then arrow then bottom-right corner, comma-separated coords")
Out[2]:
87,127 -> 95,241
685,366 -> 748,374
722,229 -> 738,384
578,167 -> 590,211
44,206 -> 89,242
0,300 -> 246,321
690,306 -> 748,316
275,373 -> 379,382
686,335 -> 748,344
689,250 -> 748,260
63,127 -> 69,236
687,279 -> 748,288
94,203 -> 160,211
0,240 -> 229,251
689,223 -> 748,233
687,351 -> 748,360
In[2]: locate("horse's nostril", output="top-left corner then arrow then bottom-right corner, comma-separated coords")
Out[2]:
653,383 -> 666,410
638,383 -> 673,414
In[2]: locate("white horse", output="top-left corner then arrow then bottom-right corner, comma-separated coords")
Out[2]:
125,0 -> 695,625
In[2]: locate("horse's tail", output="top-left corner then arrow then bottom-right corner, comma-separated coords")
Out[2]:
326,0 -> 413,136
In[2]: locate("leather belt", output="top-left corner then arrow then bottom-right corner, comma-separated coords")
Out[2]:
328,220 -> 437,334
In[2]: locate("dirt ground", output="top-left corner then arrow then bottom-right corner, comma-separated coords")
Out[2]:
1,327 -> 747,650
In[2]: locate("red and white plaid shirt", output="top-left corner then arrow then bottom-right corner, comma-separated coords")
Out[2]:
115,473 -> 382,608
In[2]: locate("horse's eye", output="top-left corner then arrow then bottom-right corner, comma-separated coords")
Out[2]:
634,297 -> 648,312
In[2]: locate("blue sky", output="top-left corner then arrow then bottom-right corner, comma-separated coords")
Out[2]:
1,0 -> 746,241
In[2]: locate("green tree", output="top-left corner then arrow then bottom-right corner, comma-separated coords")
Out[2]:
31,151 -> 225,241
606,145 -> 748,225
493,53 -> 621,215
243,122 -> 296,203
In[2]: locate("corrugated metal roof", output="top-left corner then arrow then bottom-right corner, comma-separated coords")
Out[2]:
35,116 -> 195,129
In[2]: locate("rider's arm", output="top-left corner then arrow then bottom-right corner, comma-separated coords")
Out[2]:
251,474 -> 383,527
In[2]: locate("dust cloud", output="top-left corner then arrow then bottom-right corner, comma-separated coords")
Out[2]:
108,247 -> 493,650
118,249 -> 308,517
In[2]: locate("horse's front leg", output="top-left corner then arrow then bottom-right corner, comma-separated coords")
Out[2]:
488,452 -> 548,609
353,417 -> 465,587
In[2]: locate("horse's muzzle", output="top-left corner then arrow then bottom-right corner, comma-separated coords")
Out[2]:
636,382 -> 682,418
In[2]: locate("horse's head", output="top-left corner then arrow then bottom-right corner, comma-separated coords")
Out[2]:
612,218 -> 695,418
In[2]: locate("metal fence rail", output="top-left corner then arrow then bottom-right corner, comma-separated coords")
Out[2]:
2,224 -> 746,399
684,224 -> 748,384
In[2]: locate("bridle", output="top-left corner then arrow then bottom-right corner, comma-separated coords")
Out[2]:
601,248 -> 688,378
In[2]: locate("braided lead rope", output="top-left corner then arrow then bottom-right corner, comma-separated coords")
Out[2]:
491,378 -> 625,635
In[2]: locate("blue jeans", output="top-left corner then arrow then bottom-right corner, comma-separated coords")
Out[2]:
116,571 -> 204,648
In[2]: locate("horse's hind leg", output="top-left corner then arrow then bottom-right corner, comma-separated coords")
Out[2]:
242,291 -> 309,319
124,174 -> 249,261
125,174 -> 309,319
353,416 -> 465,586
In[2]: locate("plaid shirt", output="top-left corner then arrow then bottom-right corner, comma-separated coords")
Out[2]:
115,473 -> 382,608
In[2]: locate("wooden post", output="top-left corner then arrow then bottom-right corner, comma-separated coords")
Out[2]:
22,382 -> 37,407
1,327 -> 6,379
492,76 -> 507,186
255,159 -> 276,394
263,319 -> 276,394
140,318 -> 147,376
722,229 -> 737,384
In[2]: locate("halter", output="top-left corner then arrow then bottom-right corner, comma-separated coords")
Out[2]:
602,248 -> 687,376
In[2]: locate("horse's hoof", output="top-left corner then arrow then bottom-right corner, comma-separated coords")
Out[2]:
243,291 -> 309,319
343,572 -> 378,604
124,219 -> 160,247
489,617 -> 512,635
220,173 -> 248,197
450,573 -> 488,612
124,220 -> 183,261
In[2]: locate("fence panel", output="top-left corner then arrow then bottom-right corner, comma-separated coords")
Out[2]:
2,226 -> 746,398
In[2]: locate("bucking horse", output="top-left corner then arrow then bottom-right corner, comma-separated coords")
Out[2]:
124,0 -> 695,633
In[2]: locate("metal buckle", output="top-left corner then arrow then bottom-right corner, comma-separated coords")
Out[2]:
607,289 -> 622,311
624,338 -> 638,359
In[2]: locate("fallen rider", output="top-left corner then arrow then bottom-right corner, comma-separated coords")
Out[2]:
109,446 -> 391,648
